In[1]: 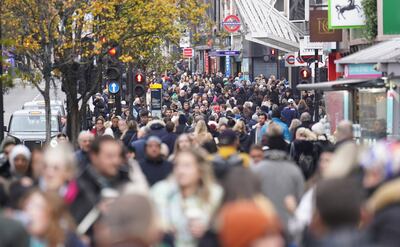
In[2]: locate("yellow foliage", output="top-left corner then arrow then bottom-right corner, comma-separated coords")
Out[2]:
2,0 -> 208,74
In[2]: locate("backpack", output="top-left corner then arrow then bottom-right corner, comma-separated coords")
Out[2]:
211,153 -> 244,180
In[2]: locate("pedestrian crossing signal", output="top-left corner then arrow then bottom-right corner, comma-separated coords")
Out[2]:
300,68 -> 311,79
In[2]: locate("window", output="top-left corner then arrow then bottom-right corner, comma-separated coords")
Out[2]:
10,115 -> 59,132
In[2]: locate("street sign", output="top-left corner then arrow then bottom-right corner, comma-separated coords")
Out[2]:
108,82 -> 120,94
225,55 -> 231,77
299,36 -> 324,56
284,53 -> 307,67
150,84 -> 162,118
209,50 -> 240,57
183,48 -> 194,58
222,15 -> 241,33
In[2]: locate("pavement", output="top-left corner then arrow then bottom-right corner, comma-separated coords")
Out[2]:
3,79 -> 65,127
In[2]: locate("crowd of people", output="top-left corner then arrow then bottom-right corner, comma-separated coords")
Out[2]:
0,72 -> 398,247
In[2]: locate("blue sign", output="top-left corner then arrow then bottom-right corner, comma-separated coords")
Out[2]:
209,50 -> 240,57
225,55 -> 231,77
108,82 -> 120,94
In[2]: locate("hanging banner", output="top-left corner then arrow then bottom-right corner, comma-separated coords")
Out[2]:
310,10 -> 342,42
328,0 -> 366,29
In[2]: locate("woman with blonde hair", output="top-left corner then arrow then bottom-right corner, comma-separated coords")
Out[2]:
193,120 -> 213,146
152,148 -> 223,247
40,144 -> 79,205
232,120 -> 251,152
168,134 -> 193,162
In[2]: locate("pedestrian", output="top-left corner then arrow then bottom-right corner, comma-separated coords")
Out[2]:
152,148 -> 223,247
22,190 -> 85,247
161,121 -> 178,155
252,139 -> 304,231
218,200 -> 284,247
75,131 -> 94,172
211,129 -> 250,180
138,136 -> 173,186
9,144 -> 32,179
270,109 -> 291,143
232,119 -> 251,153
91,117 -> 106,137
71,136 -> 133,225
193,120 -> 213,147
96,194 -> 161,247
40,144 -> 79,205
120,120 -> 138,148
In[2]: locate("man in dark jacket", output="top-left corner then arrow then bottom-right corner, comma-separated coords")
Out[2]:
71,136 -> 132,225
307,178 -> 369,247
75,131 -> 95,174
161,121 -> 177,155
138,136 -> 173,186
111,116 -> 122,139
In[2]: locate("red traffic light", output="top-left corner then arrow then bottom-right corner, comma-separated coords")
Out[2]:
108,47 -> 117,56
271,48 -> 276,56
100,37 -> 107,43
300,68 -> 311,79
135,74 -> 144,83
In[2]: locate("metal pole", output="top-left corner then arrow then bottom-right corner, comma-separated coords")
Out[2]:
314,48 -> 319,122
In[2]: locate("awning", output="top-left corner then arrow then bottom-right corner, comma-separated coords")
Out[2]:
235,0 -> 305,52
296,78 -> 385,91
336,38 -> 400,65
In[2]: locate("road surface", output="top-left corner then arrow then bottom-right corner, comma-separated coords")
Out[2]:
3,80 -> 64,127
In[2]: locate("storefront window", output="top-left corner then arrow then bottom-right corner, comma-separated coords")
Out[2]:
358,89 -> 387,143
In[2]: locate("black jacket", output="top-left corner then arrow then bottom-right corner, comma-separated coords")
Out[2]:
70,165 -> 132,224
161,133 -> 178,155
138,157 -> 172,186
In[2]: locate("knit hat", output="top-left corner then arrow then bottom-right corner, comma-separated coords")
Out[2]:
9,145 -> 31,171
218,200 -> 280,247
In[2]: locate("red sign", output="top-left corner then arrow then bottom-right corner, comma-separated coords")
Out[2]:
286,55 -> 295,65
204,51 -> 210,75
223,15 -> 241,33
183,48 -> 193,58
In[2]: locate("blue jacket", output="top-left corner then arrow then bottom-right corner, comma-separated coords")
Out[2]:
272,117 -> 291,142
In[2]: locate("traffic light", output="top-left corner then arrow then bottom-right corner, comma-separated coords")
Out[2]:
134,73 -> 146,97
299,68 -> 311,83
270,48 -> 276,62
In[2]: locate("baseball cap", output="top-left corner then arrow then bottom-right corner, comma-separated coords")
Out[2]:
288,99 -> 294,104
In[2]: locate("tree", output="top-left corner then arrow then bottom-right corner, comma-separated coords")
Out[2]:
2,0 -> 207,143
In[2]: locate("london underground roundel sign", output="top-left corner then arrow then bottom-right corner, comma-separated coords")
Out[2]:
223,15 -> 241,33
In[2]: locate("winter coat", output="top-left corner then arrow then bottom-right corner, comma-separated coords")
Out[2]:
161,132 -> 178,155
367,178 -> 400,247
122,130 -> 137,147
151,179 -> 222,247
138,156 -> 173,186
251,150 -> 304,230
70,164 -> 133,224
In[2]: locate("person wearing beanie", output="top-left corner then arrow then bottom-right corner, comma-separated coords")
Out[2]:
138,136 -> 173,186
9,145 -> 31,178
218,200 -> 284,247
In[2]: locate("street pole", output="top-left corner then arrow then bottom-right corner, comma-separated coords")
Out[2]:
314,48 -> 319,122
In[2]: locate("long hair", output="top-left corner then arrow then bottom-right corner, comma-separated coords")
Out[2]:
232,120 -> 247,134
174,148 -> 215,203
22,190 -> 75,247
194,120 -> 208,135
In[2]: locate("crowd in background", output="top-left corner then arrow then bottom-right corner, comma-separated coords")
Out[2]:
0,72 -> 398,247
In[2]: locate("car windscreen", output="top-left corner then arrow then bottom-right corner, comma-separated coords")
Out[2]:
9,115 -> 59,132
23,105 -> 63,113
